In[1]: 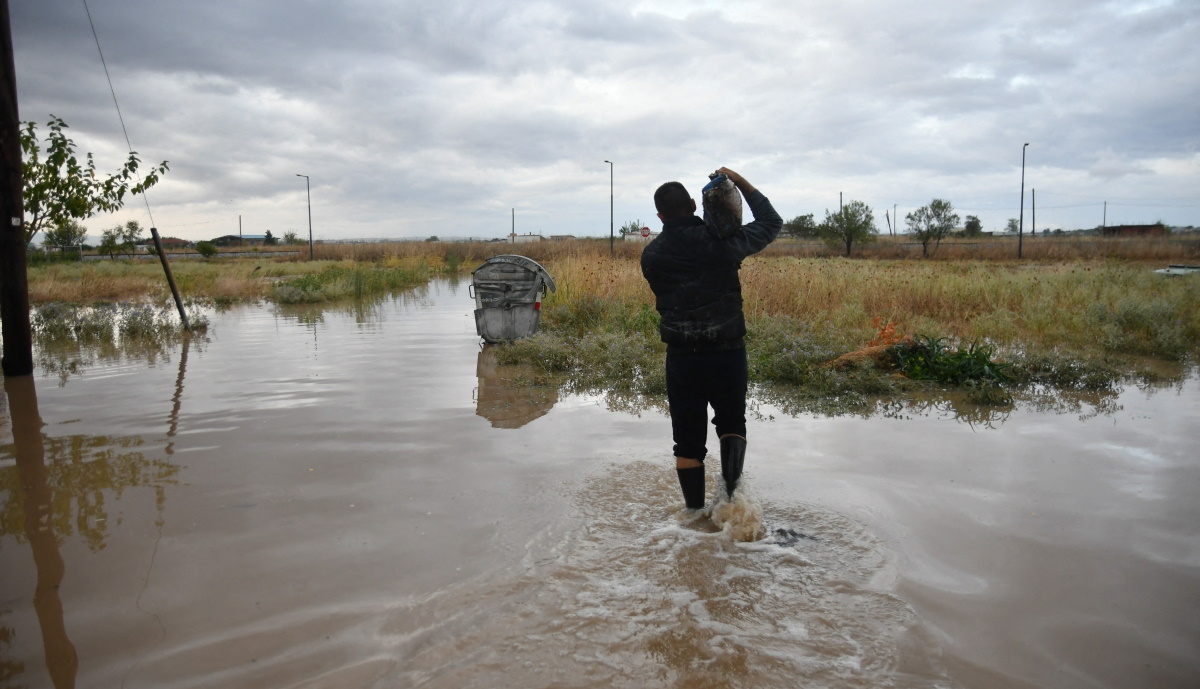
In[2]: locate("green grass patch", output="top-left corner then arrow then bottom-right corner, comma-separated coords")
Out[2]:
891,335 -> 1012,385
272,263 -> 432,303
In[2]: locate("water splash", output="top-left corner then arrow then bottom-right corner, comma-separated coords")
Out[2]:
376,460 -> 951,688
710,479 -> 767,542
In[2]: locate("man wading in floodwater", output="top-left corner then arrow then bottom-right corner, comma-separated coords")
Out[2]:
641,167 -> 782,511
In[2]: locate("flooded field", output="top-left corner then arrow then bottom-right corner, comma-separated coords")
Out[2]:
2,279 -> 1198,688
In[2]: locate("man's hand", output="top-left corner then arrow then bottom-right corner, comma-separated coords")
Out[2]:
716,167 -> 757,196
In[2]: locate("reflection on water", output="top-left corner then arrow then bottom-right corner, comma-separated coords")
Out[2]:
0,419 -> 179,552
754,382 -> 1139,427
2,338 -> 190,688
474,345 -> 558,428
3,376 -> 80,688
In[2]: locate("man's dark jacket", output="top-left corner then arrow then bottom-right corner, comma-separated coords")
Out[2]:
641,190 -> 782,351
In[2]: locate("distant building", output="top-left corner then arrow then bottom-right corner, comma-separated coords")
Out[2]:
623,231 -> 658,242
510,233 -> 544,243
549,235 -> 576,241
1102,223 -> 1165,237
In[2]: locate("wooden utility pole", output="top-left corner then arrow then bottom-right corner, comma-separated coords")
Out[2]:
151,227 -> 190,331
0,0 -> 33,377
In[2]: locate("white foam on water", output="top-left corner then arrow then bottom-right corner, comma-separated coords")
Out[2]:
710,478 -> 767,542
374,459 -> 953,688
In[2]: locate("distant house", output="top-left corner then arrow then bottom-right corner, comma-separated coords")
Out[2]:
1102,223 -> 1165,237
623,230 -> 658,242
549,235 -> 576,241
510,233 -> 545,244
213,234 -> 269,247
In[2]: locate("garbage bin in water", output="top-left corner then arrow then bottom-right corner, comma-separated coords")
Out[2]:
469,254 -> 557,343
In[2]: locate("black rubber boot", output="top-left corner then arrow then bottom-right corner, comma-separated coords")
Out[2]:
676,466 -> 706,509
720,435 -> 747,499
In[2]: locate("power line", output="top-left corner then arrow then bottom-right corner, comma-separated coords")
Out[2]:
81,0 -> 155,227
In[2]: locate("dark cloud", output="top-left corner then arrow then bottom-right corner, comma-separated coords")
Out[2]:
12,0 -> 1199,241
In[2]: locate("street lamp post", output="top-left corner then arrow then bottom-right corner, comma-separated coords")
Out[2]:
1018,143 -> 1029,259
296,174 -> 313,261
604,160 -> 613,257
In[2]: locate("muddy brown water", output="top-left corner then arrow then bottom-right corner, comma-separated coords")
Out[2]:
2,279 -> 1198,689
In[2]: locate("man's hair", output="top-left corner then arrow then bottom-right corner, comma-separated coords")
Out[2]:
654,181 -> 693,219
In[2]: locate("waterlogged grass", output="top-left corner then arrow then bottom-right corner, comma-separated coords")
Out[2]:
32,302 -> 209,341
272,261 -> 432,303
24,242 -> 1198,415
30,301 -> 209,385
492,253 -> 1197,416
28,253 -> 451,306
495,331 -> 667,398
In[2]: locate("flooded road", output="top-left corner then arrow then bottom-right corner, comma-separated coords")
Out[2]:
2,279 -> 1198,688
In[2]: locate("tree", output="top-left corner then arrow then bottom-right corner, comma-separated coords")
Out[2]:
282,230 -> 301,245
906,199 -> 960,257
41,219 -> 88,248
819,201 -> 877,256
195,241 -> 217,258
98,220 -> 144,260
963,215 -> 983,237
264,230 -> 277,246
1005,218 -> 1020,234
782,214 -> 819,238
21,116 -> 169,244
619,219 -> 645,237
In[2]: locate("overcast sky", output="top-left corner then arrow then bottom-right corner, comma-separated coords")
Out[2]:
13,0 -> 1200,242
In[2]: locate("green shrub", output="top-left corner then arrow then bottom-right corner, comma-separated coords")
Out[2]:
892,335 -> 1011,385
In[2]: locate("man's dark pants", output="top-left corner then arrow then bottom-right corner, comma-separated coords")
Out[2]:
665,346 -> 748,461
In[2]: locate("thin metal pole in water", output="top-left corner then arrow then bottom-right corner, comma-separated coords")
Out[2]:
151,227 -> 190,331
1018,143 -> 1028,259
297,174 -> 312,260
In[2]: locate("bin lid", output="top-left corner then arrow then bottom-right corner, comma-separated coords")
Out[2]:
471,254 -> 556,292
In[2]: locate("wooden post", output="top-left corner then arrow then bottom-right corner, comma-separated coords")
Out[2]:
151,227 -> 190,331
0,0 -> 33,376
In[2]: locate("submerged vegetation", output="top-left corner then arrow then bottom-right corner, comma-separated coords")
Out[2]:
23,237 -> 1199,414
30,301 -> 209,385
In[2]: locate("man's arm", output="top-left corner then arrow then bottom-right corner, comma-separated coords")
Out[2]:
717,167 -> 782,258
